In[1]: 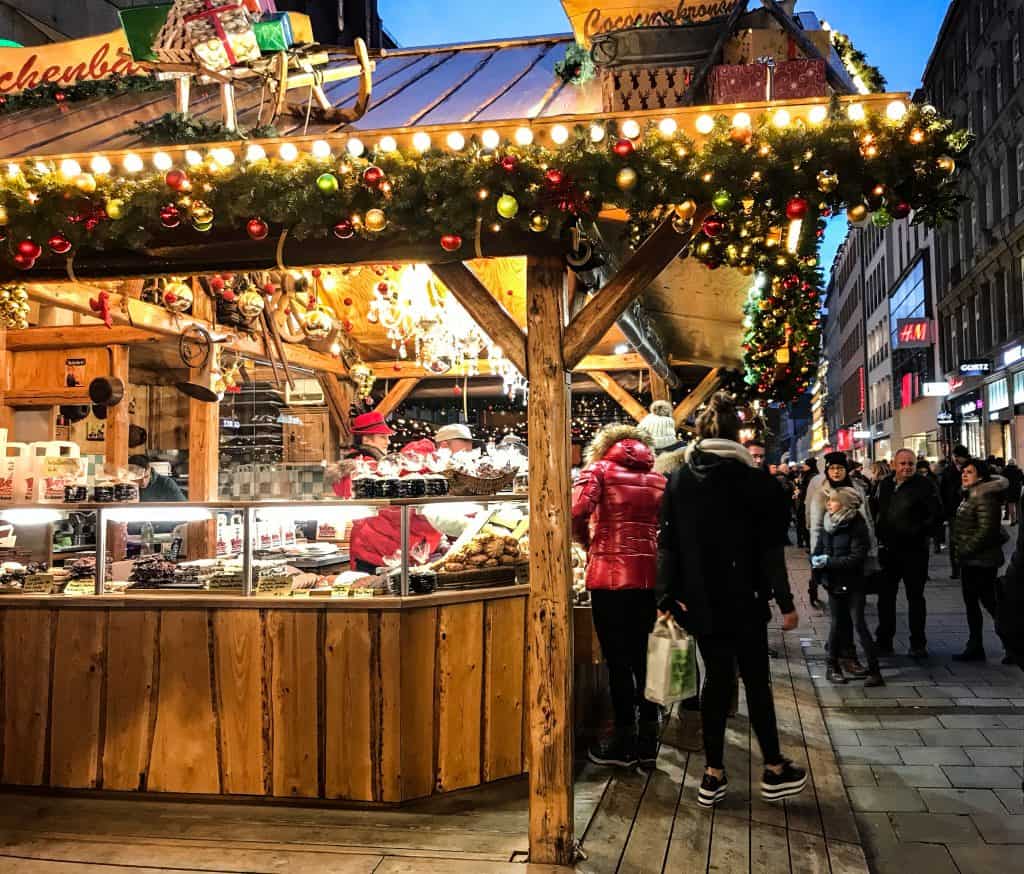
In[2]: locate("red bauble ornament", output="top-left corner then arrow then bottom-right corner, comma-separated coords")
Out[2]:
311,268 -> 321,278
785,196 -> 809,221
891,201 -> 912,219
440,233 -> 462,252
210,276 -> 225,292
84,217 -> 99,232
47,233 -> 72,255
343,297 -> 353,307
160,205 -> 181,228
612,138 -> 634,158
165,169 -> 189,192
222,290 -> 236,302
342,319 -> 354,333
362,166 -> 384,188
16,239 -> 42,259
545,168 -> 565,187
246,217 -> 269,240
500,155 -> 517,172
782,274 -> 800,291
377,281 -> 390,295
12,253 -> 35,270
332,219 -> 354,239
701,215 -> 725,238
453,385 -> 462,396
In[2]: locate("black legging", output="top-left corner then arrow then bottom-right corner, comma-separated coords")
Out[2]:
960,564 -> 1001,649
697,623 -> 783,770
590,589 -> 660,729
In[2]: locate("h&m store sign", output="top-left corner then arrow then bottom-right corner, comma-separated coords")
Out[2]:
561,0 -> 735,47
0,31 -> 143,95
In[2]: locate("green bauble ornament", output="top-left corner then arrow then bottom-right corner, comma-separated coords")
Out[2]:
496,194 -> 519,219
317,172 -> 339,194
871,207 -> 893,229
712,189 -> 733,212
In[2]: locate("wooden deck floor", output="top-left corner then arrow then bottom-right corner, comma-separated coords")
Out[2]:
0,622 -> 868,874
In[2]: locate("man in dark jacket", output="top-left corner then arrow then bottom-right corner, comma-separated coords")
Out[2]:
940,445 -> 971,577
871,448 -> 944,658
997,500 -> 1024,668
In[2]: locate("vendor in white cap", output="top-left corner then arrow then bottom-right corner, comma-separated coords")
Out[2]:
435,423 -> 475,454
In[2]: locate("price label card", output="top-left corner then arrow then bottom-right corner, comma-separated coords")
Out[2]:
64,578 -> 96,596
22,574 -> 54,594
257,574 -> 294,596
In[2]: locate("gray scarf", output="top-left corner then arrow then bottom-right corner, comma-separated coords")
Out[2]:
823,508 -> 857,534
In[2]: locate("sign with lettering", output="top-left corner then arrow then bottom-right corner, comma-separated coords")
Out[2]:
959,358 -> 992,376
560,0 -> 735,48
0,30 -> 144,95
895,318 -> 933,348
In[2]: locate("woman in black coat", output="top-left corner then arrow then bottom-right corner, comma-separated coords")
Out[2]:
812,486 -> 883,687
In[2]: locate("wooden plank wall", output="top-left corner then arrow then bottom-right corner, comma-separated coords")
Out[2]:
0,598 -> 527,803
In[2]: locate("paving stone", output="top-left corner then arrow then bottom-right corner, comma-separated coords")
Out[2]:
950,845 -> 1024,874
918,728 -> 989,747
855,729 -> 924,746
942,766 -> 1023,788
824,712 -> 883,729
864,842 -> 959,874
878,714 -> 943,729
970,814 -> 1024,843
863,685 -> 912,699
854,811 -> 898,852
890,812 -> 982,844
937,714 -> 1007,729
904,698 -> 954,707
919,685 -> 974,698
828,728 -> 862,746
980,728 -> 1023,746
956,697 -> 1011,707
994,788 -> 1024,813
871,765 -> 951,788
836,745 -> 903,765
998,714 -> 1024,729
919,788 -> 1009,814
847,786 -> 925,812
846,698 -> 901,708
840,764 -> 877,786
964,747 -> 1024,766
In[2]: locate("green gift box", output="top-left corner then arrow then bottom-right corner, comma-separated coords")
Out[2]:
254,13 -> 294,53
118,4 -> 173,63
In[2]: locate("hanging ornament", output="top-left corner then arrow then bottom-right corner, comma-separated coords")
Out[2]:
674,199 -> 697,221
701,214 -> 725,238
316,172 -> 339,194
333,219 -> 355,239
545,168 -> 565,187
936,155 -> 956,175
47,233 -> 72,255
729,126 -> 752,145
190,200 -> 214,230
0,205 -> 7,226
74,173 -> 97,193
16,239 -> 42,260
529,212 -> 549,233
160,204 -> 181,228
440,233 -> 462,251
616,167 -> 638,191
362,165 -> 384,188
0,284 -> 29,329
303,307 -> 334,340
612,138 -> 634,158
246,217 -> 269,240
712,189 -> 733,212
12,253 -> 35,270
496,194 -> 519,218
364,208 -> 387,232
237,287 -> 265,319
816,170 -> 838,193
871,207 -> 893,228
500,155 -> 518,173
846,203 -> 869,224
785,196 -> 809,221
341,318 -> 354,333
105,198 -> 124,220
162,280 -> 193,313
891,201 -> 912,219
165,169 -> 189,192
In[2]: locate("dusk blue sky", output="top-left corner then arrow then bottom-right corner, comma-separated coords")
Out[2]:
381,0 -> 953,276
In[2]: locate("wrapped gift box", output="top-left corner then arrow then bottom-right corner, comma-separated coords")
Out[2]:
179,0 -> 261,71
118,4 -> 174,62
724,27 -> 832,65
254,12 -> 293,53
708,63 -> 769,105
243,0 -> 277,12
772,59 -> 827,100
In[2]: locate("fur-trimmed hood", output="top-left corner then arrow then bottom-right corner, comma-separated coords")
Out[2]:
967,475 -> 1008,499
654,447 -> 688,476
584,424 -> 655,470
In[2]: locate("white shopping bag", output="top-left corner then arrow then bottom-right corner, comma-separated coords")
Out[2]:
644,615 -> 698,706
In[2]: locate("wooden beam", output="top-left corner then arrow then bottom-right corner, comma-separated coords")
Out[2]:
105,346 -> 130,472
4,326 -> 161,351
525,258 -> 574,866
673,367 -> 722,426
589,371 -> 647,423
649,370 -> 671,404
759,0 -> 853,93
317,373 -> 352,446
187,288 -> 219,558
375,378 -> 420,418
429,262 -> 527,377
562,213 -> 707,370
4,387 -> 90,406
368,352 -> 692,379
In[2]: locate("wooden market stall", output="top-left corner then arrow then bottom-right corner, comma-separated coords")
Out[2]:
0,1 -> 967,866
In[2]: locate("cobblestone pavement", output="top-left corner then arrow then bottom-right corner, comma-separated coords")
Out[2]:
786,539 -> 1024,874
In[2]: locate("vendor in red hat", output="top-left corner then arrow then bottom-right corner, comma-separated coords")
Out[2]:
330,410 -> 395,498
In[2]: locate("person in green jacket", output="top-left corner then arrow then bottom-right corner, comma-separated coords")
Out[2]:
128,455 -> 186,502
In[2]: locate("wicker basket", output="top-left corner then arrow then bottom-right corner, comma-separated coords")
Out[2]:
153,2 -> 195,65
444,469 -> 517,496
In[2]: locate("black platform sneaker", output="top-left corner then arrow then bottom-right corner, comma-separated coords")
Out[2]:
761,760 -> 808,801
697,771 -> 728,808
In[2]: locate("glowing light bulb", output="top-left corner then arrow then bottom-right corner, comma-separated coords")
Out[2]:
614,344 -> 630,355
123,154 -> 144,173
446,131 -> 465,150
330,342 -> 342,356
589,123 -> 606,142
185,149 -> 203,166
808,105 -> 828,125
481,128 -> 500,149
90,155 -> 111,175
311,139 -> 332,159
210,148 -> 234,166
847,102 -> 866,122
153,152 -> 172,171
550,124 -> 569,145
886,100 -> 907,122
279,142 -> 298,162
514,127 -> 534,146
658,117 -> 678,136
378,135 -> 398,153
59,159 -> 82,179
621,119 -> 641,139
731,112 -> 751,129
412,131 -> 432,152
695,114 -> 714,134
245,144 -> 266,162
772,109 -> 791,128
343,137 -> 363,158
6,164 -> 21,178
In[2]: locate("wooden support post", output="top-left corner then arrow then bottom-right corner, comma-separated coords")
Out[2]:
318,374 -> 354,447
375,378 -> 419,418
175,76 -> 191,114
649,370 -> 671,404
105,346 -> 130,472
525,257 -> 574,866
220,81 -> 237,130
589,371 -> 647,423
187,284 -> 218,559
673,367 -> 722,426
429,262 -> 527,377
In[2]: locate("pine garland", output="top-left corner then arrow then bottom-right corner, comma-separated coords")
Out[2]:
133,112 -> 280,145
830,31 -> 887,94
0,74 -> 168,116
554,44 -> 596,86
0,103 -> 969,401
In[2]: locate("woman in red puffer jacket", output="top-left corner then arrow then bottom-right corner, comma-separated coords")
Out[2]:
572,423 -> 666,769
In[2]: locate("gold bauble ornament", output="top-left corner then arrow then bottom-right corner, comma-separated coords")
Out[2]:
364,208 -> 387,232
816,170 -> 838,193
739,264 -> 754,276
846,203 -> 869,223
105,198 -> 124,220
162,280 -> 193,313
674,199 -> 697,221
190,200 -> 214,225
696,240 -> 712,257
0,205 -> 8,226
936,155 -> 956,175
616,167 -> 638,190
529,212 -> 549,233
74,173 -> 97,193
758,299 -> 771,310
237,288 -> 265,319
303,307 -> 334,340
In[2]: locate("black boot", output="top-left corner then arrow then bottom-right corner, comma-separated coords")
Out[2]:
826,661 -> 846,684
637,721 -> 660,768
588,729 -> 638,767
840,658 -> 870,679
863,664 -> 885,687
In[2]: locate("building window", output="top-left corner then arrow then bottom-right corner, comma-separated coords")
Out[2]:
1014,33 -> 1021,85
996,61 -> 1003,110
1001,157 -> 1010,216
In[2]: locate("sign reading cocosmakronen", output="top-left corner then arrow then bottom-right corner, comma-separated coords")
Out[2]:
560,0 -> 736,48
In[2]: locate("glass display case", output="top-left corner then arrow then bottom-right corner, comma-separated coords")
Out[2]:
0,496 -> 529,598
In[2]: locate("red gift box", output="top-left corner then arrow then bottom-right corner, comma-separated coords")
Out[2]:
708,64 -> 769,104
772,59 -> 827,100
